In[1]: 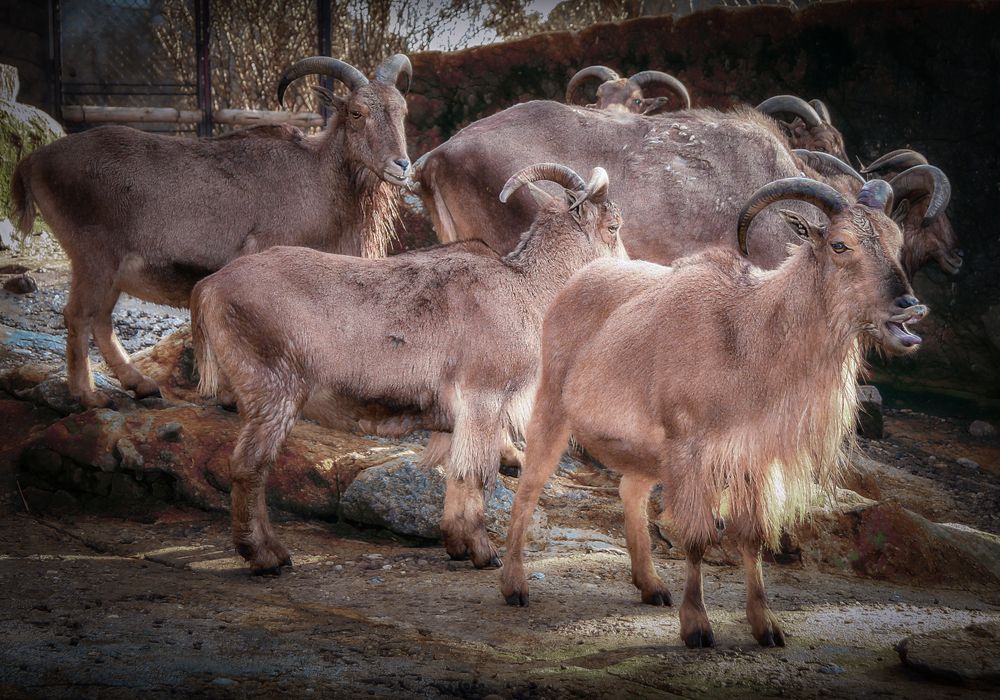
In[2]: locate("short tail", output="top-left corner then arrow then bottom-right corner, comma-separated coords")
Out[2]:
10,156 -> 36,236
190,281 -> 222,397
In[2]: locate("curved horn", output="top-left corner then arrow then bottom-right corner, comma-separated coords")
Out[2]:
500,163 -> 587,204
889,164 -> 952,225
756,95 -> 823,128
857,179 -> 895,215
374,53 -> 412,93
793,149 -> 865,186
628,71 -> 691,109
808,98 -> 832,123
278,57 -> 368,107
737,178 -> 849,256
860,148 -> 929,175
566,65 -> 620,104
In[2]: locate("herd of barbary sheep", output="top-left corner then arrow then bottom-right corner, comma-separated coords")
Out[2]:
11,53 -> 957,648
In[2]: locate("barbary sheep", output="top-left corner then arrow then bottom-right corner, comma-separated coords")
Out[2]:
410,103 -> 949,278
756,95 -> 848,160
565,65 -> 691,115
191,162 -> 627,574
10,54 -> 412,409
500,176 -> 928,649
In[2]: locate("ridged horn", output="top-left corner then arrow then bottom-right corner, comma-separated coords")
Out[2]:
374,54 -> 412,93
737,178 -> 849,256
860,149 -> 929,175
793,149 -> 865,186
278,57 -> 368,107
856,179 -> 895,215
756,95 -> 823,128
500,163 -> 587,204
809,98 -> 832,123
583,167 -> 610,204
889,165 -> 952,225
629,71 -> 691,109
566,66 -> 620,104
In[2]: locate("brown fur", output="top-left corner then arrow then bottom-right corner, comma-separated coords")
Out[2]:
411,102 -> 943,279
10,76 -> 409,409
501,189 -> 928,650
191,175 -> 627,573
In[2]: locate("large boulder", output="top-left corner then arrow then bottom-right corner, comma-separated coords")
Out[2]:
0,64 -> 64,253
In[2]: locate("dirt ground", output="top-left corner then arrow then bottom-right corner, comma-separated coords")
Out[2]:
2,248 -> 1000,698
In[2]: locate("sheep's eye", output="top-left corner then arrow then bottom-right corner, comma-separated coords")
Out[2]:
634,98 -> 642,105
351,110 -> 363,119
830,241 -> 850,253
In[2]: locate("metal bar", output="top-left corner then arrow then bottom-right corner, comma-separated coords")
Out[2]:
317,0 -> 332,121
195,0 -> 212,136
48,0 -> 62,123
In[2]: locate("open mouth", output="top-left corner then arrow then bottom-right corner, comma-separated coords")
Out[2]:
382,169 -> 408,186
884,305 -> 928,349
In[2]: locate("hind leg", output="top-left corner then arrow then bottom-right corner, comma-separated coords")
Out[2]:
63,265 -> 114,409
620,473 -> 671,606
230,390 -> 302,574
501,390 -> 571,606
90,285 -> 160,400
441,398 -> 505,569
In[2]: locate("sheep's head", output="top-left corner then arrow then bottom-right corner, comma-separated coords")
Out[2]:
278,54 -> 412,187
738,177 -> 929,356
861,150 -> 960,276
500,163 -> 627,260
757,95 -> 848,161
566,66 -> 690,116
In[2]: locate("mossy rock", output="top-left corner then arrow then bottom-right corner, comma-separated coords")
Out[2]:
0,64 -> 64,244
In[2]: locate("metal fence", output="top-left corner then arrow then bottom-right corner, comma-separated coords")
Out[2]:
56,0 -> 323,135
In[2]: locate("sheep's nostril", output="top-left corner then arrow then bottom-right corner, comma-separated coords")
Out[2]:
895,294 -> 920,309
394,159 -> 410,171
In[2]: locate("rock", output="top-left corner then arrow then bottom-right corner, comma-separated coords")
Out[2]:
15,373 -> 136,416
114,438 -> 144,470
339,457 -> 545,540
970,420 -> 996,438
956,458 -> 980,470
896,622 -> 1000,686
855,385 -> 883,439
1,64 -> 64,252
797,497 -> 1000,589
3,273 -> 36,294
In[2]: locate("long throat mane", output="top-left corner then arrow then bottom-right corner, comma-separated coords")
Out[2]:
728,247 -> 865,539
319,123 -> 399,259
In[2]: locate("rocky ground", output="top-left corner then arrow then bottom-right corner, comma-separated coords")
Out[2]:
1,246 -> 1000,698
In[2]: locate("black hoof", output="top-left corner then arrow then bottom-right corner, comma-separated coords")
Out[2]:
505,591 -> 528,607
758,630 -> 785,648
279,555 -> 293,568
685,629 -> 715,649
475,555 -> 503,570
499,463 -> 521,478
642,590 -> 672,606
235,543 -> 255,561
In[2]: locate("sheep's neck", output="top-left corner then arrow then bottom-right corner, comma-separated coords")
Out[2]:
503,218 -> 600,303
317,125 -> 398,259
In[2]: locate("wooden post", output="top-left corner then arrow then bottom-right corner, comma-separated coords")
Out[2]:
195,0 -> 212,136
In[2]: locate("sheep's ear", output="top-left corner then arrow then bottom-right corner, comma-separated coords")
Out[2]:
890,199 -> 911,226
525,182 -> 553,207
640,96 -> 671,115
311,85 -> 346,111
777,209 -> 821,245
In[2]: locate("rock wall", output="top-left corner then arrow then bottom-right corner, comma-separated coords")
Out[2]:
0,0 -> 51,113
405,0 -> 1000,401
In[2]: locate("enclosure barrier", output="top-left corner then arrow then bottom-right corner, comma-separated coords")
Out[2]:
61,105 -> 323,127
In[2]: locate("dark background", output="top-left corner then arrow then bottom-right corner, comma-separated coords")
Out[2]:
5,0 -> 999,401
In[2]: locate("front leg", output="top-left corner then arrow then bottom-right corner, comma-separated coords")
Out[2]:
679,543 -> 714,648
741,540 -> 785,647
